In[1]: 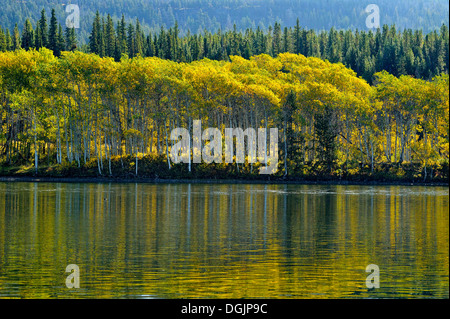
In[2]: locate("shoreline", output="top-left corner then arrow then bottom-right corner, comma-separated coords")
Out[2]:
0,175 -> 448,187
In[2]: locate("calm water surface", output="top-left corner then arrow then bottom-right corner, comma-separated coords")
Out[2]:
0,182 -> 448,299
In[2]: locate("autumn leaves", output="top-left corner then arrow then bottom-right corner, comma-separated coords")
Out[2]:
0,48 -> 448,180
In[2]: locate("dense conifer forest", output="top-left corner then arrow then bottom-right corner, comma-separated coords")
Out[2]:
0,0 -> 448,43
1,8 -> 448,83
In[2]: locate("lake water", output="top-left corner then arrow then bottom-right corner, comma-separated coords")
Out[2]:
0,182 -> 448,299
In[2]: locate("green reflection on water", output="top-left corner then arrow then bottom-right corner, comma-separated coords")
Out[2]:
0,182 -> 448,299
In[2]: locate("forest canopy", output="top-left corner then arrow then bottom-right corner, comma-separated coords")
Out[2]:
1,8 -> 449,84
0,49 -> 448,181
0,0 -> 448,45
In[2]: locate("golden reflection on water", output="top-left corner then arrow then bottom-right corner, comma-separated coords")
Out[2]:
0,182 -> 448,299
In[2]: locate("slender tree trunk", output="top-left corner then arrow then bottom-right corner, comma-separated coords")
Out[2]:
188,117 -> 192,173
284,118 -> 288,177
33,110 -> 38,175
165,122 -> 171,169
370,139 -> 374,173
135,151 -> 138,176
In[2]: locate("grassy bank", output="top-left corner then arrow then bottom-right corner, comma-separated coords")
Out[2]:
0,154 -> 448,185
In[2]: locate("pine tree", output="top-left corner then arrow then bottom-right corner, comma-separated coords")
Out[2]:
172,21 -> 180,60
282,27 -> 291,53
38,9 -> 48,48
230,24 -> 241,56
434,30 -> 446,74
272,22 -> 282,57
5,29 -> 12,51
34,21 -> 44,49
65,27 -> 77,51
203,34 -> 209,59
157,26 -> 167,59
89,11 -> 102,55
265,25 -> 273,56
99,17 -> 106,57
105,14 -> 116,57
326,27 -> 342,63
294,18 -> 302,54
135,19 -> 144,57
243,38 -> 252,59
127,23 -> 136,57
255,26 -> 266,55
56,24 -> 65,56
146,32 -> 155,57
48,8 -> 58,54
301,28 -> 308,56
307,30 -> 320,57
116,14 -> 128,58
282,90 -> 300,174
153,34 -> 159,58
0,26 -> 6,51
12,23 -> 21,50
441,24 -> 449,72
21,19 -> 34,50
315,106 -> 338,174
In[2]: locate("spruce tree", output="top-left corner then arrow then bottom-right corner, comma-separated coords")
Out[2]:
146,33 -> 155,57
34,21 -> 43,49
314,106 -> 338,174
21,19 -> 34,50
230,24 -> 240,56
38,9 -> 48,48
127,23 -> 136,58
157,26 -> 167,59
5,29 -> 12,51
272,22 -> 282,57
294,18 -> 302,54
116,14 -> 128,58
243,38 -> 252,59
282,26 -> 291,53
135,19 -> 144,57
56,24 -> 65,56
255,26 -> 266,55
12,23 -> 21,50
0,26 -> 6,52
48,9 -> 58,54
65,26 -> 77,51
326,27 -> 341,63
89,11 -> 102,55
99,17 -> 106,57
441,24 -> 449,72
105,14 -> 116,57
113,37 -> 121,61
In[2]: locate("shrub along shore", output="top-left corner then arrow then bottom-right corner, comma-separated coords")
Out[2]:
1,154 -> 447,185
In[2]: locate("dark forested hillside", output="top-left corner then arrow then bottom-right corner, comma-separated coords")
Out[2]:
0,0 -> 448,45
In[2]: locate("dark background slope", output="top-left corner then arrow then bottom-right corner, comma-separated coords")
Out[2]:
0,0 -> 449,44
